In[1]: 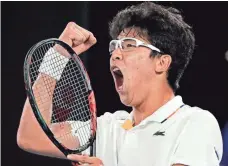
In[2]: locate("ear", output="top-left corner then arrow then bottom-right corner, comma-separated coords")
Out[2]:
155,54 -> 172,73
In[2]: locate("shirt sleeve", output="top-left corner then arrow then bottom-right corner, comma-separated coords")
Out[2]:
95,111 -> 129,158
69,110 -> 129,157
171,109 -> 223,166
69,120 -> 91,155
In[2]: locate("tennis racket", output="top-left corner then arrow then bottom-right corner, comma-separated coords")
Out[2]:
23,38 -> 97,165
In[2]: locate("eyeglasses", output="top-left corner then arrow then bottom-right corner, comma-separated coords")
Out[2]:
109,37 -> 162,55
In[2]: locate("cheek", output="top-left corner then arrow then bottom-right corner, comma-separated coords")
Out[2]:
126,56 -> 150,85
126,53 -> 145,69
137,55 -> 155,77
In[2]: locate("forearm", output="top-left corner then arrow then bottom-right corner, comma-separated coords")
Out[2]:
17,74 -> 56,150
32,74 -> 56,124
17,45 -> 67,139
17,100 -> 65,159
17,73 -> 81,159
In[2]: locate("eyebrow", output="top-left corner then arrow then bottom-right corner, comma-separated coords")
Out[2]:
117,27 -> 137,40
115,37 -> 151,45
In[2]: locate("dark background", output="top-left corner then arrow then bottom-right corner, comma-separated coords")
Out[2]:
2,2 -> 228,166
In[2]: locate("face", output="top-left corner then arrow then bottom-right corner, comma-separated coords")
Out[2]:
110,28 -> 159,107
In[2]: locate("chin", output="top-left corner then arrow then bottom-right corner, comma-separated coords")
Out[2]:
119,95 -> 134,107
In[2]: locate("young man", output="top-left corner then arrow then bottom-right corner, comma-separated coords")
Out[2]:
17,2 -> 223,166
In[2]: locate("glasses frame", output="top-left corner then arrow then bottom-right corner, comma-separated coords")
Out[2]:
109,37 -> 162,54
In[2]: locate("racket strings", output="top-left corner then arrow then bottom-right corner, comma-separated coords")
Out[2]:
56,61 -> 92,145
53,61 -> 91,121
29,42 -> 93,149
54,121 -> 91,140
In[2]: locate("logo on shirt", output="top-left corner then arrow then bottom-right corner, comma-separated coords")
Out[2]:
153,131 -> 165,136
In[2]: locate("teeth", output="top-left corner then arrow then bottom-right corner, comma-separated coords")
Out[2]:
113,67 -> 119,72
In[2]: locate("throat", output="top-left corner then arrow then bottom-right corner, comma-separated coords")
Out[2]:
132,88 -> 175,126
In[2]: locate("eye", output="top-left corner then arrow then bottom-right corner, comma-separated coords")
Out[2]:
126,44 -> 136,48
122,43 -> 136,49
122,39 -> 137,49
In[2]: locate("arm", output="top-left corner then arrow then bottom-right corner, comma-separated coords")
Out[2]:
17,22 -> 97,159
17,73 -> 66,158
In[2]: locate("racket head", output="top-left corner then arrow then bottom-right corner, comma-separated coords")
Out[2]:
24,38 -> 97,156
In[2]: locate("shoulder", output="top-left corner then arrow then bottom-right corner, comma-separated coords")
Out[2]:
178,105 -> 223,160
183,106 -> 220,129
170,105 -> 224,164
180,105 -> 221,137
98,110 -> 130,123
175,105 -> 221,135
170,104 -> 222,144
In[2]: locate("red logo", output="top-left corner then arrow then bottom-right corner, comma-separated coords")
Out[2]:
88,91 -> 97,134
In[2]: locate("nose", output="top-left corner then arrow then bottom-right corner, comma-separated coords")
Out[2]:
111,48 -> 123,61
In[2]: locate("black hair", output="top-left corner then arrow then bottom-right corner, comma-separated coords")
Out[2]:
109,2 -> 195,91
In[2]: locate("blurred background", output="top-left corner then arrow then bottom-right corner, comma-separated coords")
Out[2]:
1,1 -> 228,166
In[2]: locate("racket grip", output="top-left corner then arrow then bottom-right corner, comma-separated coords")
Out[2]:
38,47 -> 69,81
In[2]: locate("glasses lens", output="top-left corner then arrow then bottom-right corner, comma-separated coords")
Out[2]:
109,40 -> 117,54
121,39 -> 137,51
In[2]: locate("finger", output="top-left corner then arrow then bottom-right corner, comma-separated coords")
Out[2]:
67,22 -> 88,45
87,32 -> 97,45
68,22 -> 92,45
67,154 -> 103,165
73,23 -> 93,41
71,26 -> 96,48
67,154 -> 94,164
78,163 -> 103,166
66,22 -> 97,55
59,22 -> 87,47
73,33 -> 97,55
71,161 -> 80,166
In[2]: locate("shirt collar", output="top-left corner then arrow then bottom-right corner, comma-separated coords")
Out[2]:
122,95 -> 184,129
145,95 -> 184,123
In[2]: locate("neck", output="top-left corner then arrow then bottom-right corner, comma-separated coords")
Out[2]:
132,83 -> 174,126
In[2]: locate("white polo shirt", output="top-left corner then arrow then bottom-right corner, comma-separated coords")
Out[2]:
80,95 -> 223,166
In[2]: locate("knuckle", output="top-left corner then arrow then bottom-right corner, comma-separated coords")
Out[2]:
81,155 -> 87,161
88,32 -> 93,37
82,35 -> 87,42
79,36 -> 85,43
67,22 -> 76,28
93,37 -> 97,44
68,34 -> 74,39
89,33 -> 97,44
95,158 -> 102,164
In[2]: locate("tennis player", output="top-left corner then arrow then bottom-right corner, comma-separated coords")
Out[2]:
17,2 -> 223,166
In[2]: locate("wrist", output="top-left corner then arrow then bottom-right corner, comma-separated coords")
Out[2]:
38,47 -> 69,81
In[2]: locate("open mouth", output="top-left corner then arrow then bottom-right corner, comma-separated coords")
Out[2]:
112,67 -> 124,91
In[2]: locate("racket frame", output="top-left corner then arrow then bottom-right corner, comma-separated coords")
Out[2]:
23,38 -> 96,156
